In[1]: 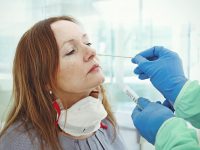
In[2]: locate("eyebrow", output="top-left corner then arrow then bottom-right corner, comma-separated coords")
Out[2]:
61,33 -> 88,48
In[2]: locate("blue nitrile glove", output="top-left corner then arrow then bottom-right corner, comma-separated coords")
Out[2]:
163,100 -> 175,112
156,100 -> 175,112
132,46 -> 187,103
132,97 -> 174,144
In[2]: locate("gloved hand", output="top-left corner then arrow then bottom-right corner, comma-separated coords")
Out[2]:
156,100 -> 175,112
132,46 -> 187,103
132,97 -> 174,144
163,100 -> 175,112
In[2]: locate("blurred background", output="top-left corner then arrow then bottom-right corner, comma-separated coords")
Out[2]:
1,0 -> 200,149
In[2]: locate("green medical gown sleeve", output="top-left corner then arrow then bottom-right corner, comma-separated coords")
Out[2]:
174,80 -> 200,128
155,117 -> 200,150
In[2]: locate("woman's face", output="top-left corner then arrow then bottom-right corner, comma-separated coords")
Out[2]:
51,20 -> 104,99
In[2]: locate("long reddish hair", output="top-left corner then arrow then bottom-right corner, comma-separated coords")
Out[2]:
0,16 -> 116,150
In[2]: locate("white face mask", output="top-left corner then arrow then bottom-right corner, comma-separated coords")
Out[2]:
55,96 -> 107,137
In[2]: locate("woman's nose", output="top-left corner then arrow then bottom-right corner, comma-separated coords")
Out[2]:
83,47 -> 96,62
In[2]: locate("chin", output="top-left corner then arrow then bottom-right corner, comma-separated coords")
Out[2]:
95,76 -> 104,85
98,73 -> 105,83
87,71 -> 105,86
99,76 -> 105,84
93,75 -> 105,86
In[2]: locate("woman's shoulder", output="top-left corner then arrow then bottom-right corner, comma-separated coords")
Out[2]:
0,121 -> 39,150
99,118 -> 127,149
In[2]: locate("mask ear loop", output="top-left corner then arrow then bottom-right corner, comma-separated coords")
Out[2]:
53,98 -> 64,126
100,122 -> 108,129
52,100 -> 61,126
50,90 -> 64,126
98,90 -> 108,129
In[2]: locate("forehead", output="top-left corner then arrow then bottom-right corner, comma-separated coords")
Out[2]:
50,20 -> 86,47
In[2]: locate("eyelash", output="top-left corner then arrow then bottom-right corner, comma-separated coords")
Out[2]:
65,43 -> 92,56
86,43 -> 92,46
65,50 -> 75,56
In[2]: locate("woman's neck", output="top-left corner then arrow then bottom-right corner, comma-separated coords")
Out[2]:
58,91 -> 91,109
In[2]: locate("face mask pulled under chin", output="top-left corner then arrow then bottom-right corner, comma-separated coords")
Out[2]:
57,95 -> 107,137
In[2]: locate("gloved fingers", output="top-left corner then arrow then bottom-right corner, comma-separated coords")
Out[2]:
148,56 -> 158,61
152,46 -> 174,58
131,105 -> 142,122
131,55 -> 148,65
156,101 -> 162,104
133,46 -> 161,60
138,74 -> 149,80
134,67 -> 143,75
134,67 -> 149,80
137,97 -> 151,108
134,46 -> 170,60
163,100 -> 175,112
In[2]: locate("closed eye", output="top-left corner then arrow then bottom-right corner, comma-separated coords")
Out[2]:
65,50 -> 75,56
86,43 -> 92,46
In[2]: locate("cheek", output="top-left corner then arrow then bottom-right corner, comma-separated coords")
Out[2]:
56,62 -> 85,91
58,67 -> 73,80
58,58 -> 83,80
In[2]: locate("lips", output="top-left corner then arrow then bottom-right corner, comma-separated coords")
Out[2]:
88,64 -> 100,73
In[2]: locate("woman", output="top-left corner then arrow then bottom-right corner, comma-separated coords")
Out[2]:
0,16 -> 126,150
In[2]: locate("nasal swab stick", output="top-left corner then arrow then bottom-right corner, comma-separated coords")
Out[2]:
97,54 -> 132,59
98,54 -> 142,109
